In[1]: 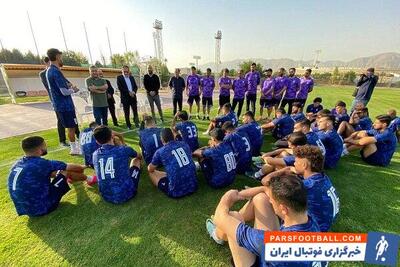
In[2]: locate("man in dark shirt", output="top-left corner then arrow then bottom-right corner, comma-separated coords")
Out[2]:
39,56 -> 79,147
351,67 -> 378,111
98,69 -> 118,126
168,68 -> 185,115
144,65 -> 164,123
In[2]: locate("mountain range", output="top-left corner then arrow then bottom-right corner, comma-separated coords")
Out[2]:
199,52 -> 400,70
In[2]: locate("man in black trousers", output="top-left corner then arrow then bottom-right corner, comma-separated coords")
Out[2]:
168,68 -> 185,115
144,65 -> 164,123
98,69 -> 119,126
117,65 -> 140,129
39,56 -> 79,146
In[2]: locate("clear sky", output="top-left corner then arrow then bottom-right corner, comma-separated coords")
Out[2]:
0,0 -> 399,68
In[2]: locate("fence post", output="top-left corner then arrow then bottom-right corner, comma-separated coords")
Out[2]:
0,64 -> 16,104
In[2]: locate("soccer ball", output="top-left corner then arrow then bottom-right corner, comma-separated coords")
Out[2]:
381,257 -> 386,262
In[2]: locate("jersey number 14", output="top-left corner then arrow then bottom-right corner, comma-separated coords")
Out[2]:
99,157 -> 116,179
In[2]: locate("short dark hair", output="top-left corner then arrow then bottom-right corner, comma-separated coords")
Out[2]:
376,114 -> 392,127
122,65 -> 130,69
287,132 -> 307,146
251,62 -> 256,66
280,67 -> 286,72
265,68 -> 273,73
306,68 -> 312,73
191,66 -> 196,70
335,100 -> 346,107
266,174 -> 307,213
21,136 -> 45,153
93,125 -> 112,144
144,115 -> 155,126
221,121 -> 235,132
223,102 -> 232,110
210,128 -> 225,141
224,68 -> 229,73
46,48 -> 62,61
320,114 -> 335,123
206,68 -> 211,72
292,102 -> 302,108
244,111 -> 255,120
313,97 -> 322,103
317,109 -> 331,116
276,107 -> 286,114
43,56 -> 50,64
289,67 -> 296,72
296,119 -> 311,129
89,121 -> 98,128
178,110 -> 189,121
293,145 -> 324,173
161,128 -> 174,143
367,67 -> 375,73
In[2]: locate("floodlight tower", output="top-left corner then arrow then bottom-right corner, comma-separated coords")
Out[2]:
313,49 -> 322,69
214,30 -> 222,74
193,55 -> 201,70
153,19 -> 164,61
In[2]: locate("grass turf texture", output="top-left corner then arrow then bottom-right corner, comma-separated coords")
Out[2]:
0,86 -> 399,266
0,95 -> 50,105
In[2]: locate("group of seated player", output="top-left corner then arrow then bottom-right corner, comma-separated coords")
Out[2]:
7,96 -> 399,266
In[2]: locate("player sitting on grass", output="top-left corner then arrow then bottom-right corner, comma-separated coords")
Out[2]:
237,111 -> 263,156
139,115 -> 163,164
193,128 -> 237,188
337,107 -> 372,138
290,101 -> 306,122
8,136 -> 93,217
332,101 -> 350,130
251,132 -> 307,180
93,126 -> 142,204
203,103 -> 237,135
81,122 -> 125,168
206,174 -> 322,267
306,97 -> 323,121
148,128 -> 198,198
387,109 -> 400,142
316,115 -> 343,169
311,109 -> 331,132
172,110 -> 199,152
261,108 -> 294,140
222,121 -> 252,174
261,145 -> 340,232
344,114 -> 397,166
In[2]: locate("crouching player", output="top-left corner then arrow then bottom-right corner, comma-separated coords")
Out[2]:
262,145 -> 340,232
93,126 -> 142,204
8,136 -> 93,216
206,174 -> 323,267
193,128 -> 237,188
344,115 -> 397,166
148,128 -> 198,198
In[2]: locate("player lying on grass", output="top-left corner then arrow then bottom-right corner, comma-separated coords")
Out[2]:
261,145 -> 340,232
261,107 -> 294,140
305,97 -> 323,121
337,107 -> 372,138
331,101 -> 349,130
237,111 -> 263,156
80,122 -> 125,168
259,68 -> 275,120
206,174 -> 323,267
387,109 -> 400,142
92,126 -> 142,204
172,110 -> 199,152
250,132 -> 307,180
290,102 -> 306,122
148,128 -> 198,198
343,114 -> 397,166
203,103 -> 238,135
8,136 -> 94,217
139,114 -> 163,164
221,121 -> 252,175
193,128 -> 237,189
316,114 -> 343,169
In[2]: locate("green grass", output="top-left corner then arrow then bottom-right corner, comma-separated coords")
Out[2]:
0,95 -> 50,105
0,86 -> 399,266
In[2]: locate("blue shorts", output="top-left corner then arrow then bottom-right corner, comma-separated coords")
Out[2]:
56,110 -> 77,128
259,98 -> 274,108
187,95 -> 200,105
235,158 -> 252,174
361,150 -> 388,167
47,172 -> 71,214
129,166 -> 141,192
200,159 -> 233,188
283,155 -> 295,166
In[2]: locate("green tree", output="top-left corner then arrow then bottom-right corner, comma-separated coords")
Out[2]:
110,53 -> 126,68
62,51 -> 89,66
229,69 -> 237,77
343,71 -> 357,84
24,51 -> 40,64
94,61 -> 103,67
331,67 -> 340,84
238,60 -> 263,75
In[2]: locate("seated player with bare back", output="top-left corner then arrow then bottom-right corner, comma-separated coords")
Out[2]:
8,136 -> 93,217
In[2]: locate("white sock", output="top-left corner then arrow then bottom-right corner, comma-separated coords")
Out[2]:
255,169 -> 264,179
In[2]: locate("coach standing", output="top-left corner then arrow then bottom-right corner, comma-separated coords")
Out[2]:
351,67 -> 378,111
168,68 -> 185,115
86,66 -> 108,125
245,63 -> 260,114
46,48 -> 80,155
98,69 -> 119,126
144,65 -> 164,123
117,65 -> 139,129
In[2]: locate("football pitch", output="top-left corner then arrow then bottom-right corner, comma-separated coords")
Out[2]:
0,86 -> 399,266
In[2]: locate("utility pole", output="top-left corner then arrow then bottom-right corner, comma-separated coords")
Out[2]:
27,11 -> 41,63
106,27 -> 114,67
123,32 -> 128,53
59,16 -> 69,52
83,22 -> 93,64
